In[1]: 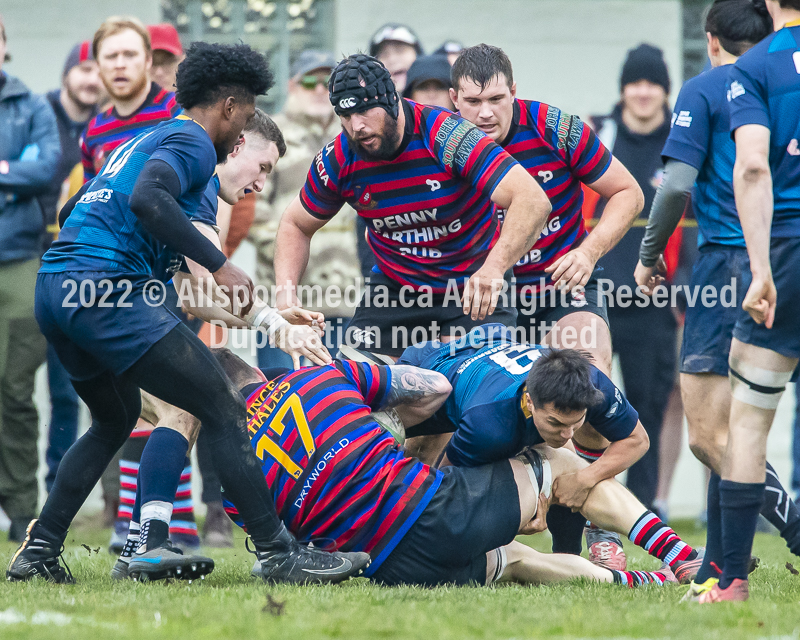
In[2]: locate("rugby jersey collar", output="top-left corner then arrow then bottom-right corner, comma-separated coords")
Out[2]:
498,98 -> 522,148
108,81 -> 165,121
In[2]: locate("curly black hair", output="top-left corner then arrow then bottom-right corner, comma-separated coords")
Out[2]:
176,42 -> 274,110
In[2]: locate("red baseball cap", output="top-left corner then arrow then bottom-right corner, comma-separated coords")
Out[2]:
147,23 -> 183,57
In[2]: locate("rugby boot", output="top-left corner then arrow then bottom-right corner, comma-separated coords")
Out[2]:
672,547 -> 705,585
251,526 -> 371,584
681,577 -> 719,602
585,526 -> 628,571
6,519 -> 74,584
127,540 -> 214,582
110,535 -> 139,581
697,578 -> 749,603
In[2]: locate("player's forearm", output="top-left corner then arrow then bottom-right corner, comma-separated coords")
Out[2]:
486,190 -> 551,272
734,163 -> 773,277
176,272 -> 289,333
578,434 -> 648,487
129,160 -> 227,273
639,161 -> 697,267
581,183 -> 643,265
274,215 -> 312,307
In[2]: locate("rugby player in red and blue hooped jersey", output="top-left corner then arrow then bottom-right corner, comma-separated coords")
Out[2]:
80,17 -> 180,183
451,44 -> 644,572
274,54 -> 553,358
451,45 -> 643,376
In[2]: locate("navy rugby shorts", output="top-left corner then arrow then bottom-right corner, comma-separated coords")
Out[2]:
369,460 -> 520,586
680,244 -> 747,376
733,237 -> 800,359
35,271 -> 181,381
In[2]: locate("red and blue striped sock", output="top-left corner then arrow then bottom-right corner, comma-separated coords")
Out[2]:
611,569 -> 669,587
628,511 -> 697,568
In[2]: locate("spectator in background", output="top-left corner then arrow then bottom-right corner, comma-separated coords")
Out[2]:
403,54 -> 454,111
249,50 -> 361,367
147,23 -> 184,91
0,14 -> 60,542
41,42 -> 101,493
585,43 -> 677,511
369,23 -> 422,93
81,16 -> 179,182
434,40 -> 464,65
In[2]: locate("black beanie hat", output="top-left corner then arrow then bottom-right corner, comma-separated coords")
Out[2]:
329,53 -> 400,119
620,43 -> 670,93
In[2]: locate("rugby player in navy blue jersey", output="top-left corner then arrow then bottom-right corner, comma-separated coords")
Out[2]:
7,43 -> 369,585
633,0 -> 800,601
450,44 -> 645,570
138,346 -> 702,589
273,54 -> 553,358
693,0 -> 800,603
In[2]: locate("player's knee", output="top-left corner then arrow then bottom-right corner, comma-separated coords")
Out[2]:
728,354 -> 792,411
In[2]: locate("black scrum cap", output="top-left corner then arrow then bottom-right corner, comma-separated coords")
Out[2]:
329,54 -> 400,119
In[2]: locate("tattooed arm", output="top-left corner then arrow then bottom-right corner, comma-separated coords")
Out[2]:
379,365 -> 452,427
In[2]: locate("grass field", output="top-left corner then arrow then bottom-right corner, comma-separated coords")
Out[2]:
1,519 -> 799,640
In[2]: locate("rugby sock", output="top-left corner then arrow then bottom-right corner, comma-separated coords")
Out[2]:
695,473 -> 723,583
137,428 -> 189,549
574,444 -> 605,464
611,569 -> 669,587
628,511 -> 697,568
169,459 -> 199,543
547,505 -> 585,555
719,480 -> 764,589
120,522 -> 140,559
116,432 -> 148,524
762,462 -> 800,557
118,435 -> 198,543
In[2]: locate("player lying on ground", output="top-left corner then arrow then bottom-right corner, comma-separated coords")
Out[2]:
138,348 -> 703,587
7,43 -> 367,585
633,0 -> 800,602
387,323 -> 647,572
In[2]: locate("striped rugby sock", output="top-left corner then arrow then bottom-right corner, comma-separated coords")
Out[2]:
611,569 -> 669,587
628,511 -> 697,568
169,458 -> 198,540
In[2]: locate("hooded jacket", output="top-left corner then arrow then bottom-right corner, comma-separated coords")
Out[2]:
0,72 -> 61,263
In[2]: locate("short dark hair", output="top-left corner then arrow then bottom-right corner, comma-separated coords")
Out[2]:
779,0 -> 800,10
210,348 -> 261,389
243,108 -> 286,157
176,42 -> 274,110
451,43 -> 513,93
706,0 -> 773,57
526,350 -> 604,413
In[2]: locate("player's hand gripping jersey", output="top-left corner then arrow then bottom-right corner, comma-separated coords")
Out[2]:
499,100 -> 612,293
42,116 -> 217,279
300,100 -> 517,292
727,21 -> 800,232
225,360 -> 442,576
398,325 -> 638,467
663,66 -> 744,247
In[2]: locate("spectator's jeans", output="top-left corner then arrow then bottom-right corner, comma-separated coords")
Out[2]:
608,304 -> 678,511
45,343 -> 80,492
0,259 -> 47,520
